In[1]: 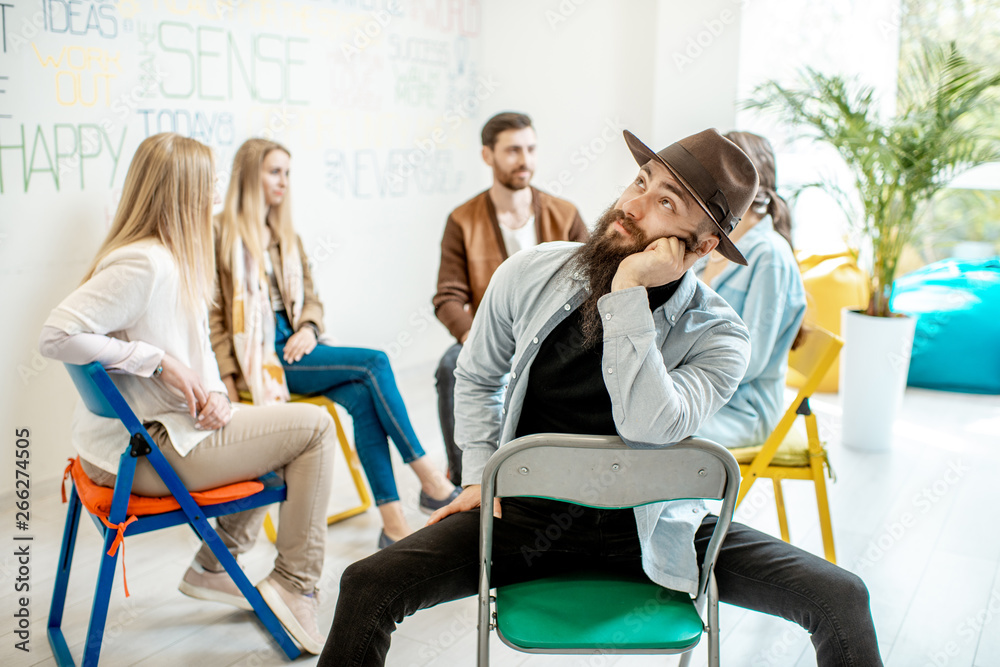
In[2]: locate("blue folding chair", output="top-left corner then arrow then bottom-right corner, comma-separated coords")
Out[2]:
47,362 -> 301,665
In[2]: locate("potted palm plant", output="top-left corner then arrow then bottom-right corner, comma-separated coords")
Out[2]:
747,43 -> 1000,451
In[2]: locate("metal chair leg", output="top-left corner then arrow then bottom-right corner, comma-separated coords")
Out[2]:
708,572 -> 721,667
200,515 -> 301,660
772,478 -> 791,543
81,529 -> 121,666
812,465 -> 837,563
47,487 -> 83,666
807,415 -> 837,564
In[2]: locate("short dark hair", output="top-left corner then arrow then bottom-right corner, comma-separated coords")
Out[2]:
481,112 -> 533,149
699,215 -> 718,237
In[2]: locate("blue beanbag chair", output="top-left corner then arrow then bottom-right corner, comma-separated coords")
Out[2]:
891,257 -> 1000,394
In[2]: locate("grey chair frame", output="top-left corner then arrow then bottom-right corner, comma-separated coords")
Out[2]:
477,434 -> 740,666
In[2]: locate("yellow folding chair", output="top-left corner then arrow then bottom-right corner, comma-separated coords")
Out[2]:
239,392 -> 372,541
728,326 -> 843,563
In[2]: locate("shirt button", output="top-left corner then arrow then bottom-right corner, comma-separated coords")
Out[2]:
501,407 -> 506,414
692,508 -> 699,513
511,371 -> 517,379
564,304 -> 571,311
605,313 -> 612,321
670,315 -> 676,323
532,337 -> 539,344
607,367 -> 614,375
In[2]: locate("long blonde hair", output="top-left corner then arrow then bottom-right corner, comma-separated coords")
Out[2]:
216,138 -> 296,274
85,132 -> 216,310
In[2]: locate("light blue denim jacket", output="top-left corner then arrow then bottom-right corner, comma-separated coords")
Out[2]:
695,216 -> 807,448
455,242 -> 750,595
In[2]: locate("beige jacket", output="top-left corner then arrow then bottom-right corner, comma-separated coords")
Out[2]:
210,233 -> 325,391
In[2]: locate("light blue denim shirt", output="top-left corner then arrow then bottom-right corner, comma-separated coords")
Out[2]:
695,216 -> 807,447
455,241 -> 750,596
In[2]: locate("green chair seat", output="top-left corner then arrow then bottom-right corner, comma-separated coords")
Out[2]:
495,571 -> 703,650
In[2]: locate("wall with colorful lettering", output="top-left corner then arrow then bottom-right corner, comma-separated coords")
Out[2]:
1,0 -> 745,492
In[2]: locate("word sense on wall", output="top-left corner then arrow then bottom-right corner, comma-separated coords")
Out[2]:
1,0 -> 487,198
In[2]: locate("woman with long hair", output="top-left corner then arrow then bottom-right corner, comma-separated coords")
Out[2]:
211,138 -> 458,548
695,131 -> 807,448
40,133 -> 333,654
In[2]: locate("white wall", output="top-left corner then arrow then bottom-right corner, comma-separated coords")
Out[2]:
478,0 -> 657,223
651,0 -> 744,145
734,0 -> 903,254
1,0 -> 748,493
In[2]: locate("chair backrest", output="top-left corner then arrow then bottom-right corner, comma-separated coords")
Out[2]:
787,326 -> 844,400
480,434 -> 741,600
486,433 -> 735,508
65,363 -> 146,436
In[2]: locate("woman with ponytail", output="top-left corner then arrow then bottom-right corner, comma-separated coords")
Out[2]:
695,131 -> 807,448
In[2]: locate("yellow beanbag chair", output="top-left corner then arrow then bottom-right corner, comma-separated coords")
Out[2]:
788,252 -> 869,393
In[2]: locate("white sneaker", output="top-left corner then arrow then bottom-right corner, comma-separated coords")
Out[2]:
178,562 -> 253,611
257,575 -> 325,654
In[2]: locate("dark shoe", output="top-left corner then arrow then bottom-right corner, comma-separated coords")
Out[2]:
418,487 -> 461,515
377,530 -> 395,550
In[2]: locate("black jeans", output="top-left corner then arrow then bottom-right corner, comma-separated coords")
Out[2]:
320,499 -> 882,666
434,343 -> 463,484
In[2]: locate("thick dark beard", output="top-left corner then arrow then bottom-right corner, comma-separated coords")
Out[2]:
497,165 -> 532,190
574,205 -> 651,348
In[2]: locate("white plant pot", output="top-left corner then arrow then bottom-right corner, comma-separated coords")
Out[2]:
840,309 -> 917,451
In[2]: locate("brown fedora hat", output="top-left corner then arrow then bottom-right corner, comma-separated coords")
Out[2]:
623,129 -> 759,266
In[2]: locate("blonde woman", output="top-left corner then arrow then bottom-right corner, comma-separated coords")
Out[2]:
39,133 -> 332,654
212,138 -> 458,549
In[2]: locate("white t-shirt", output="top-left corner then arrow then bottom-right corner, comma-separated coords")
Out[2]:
499,216 -> 537,256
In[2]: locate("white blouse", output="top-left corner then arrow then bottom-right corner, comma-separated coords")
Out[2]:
40,239 -> 227,473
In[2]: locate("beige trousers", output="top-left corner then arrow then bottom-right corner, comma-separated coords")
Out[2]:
82,402 -> 334,594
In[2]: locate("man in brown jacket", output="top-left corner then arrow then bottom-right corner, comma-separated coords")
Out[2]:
433,111 -> 588,484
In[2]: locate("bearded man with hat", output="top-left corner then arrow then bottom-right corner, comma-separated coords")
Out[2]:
320,129 -> 882,667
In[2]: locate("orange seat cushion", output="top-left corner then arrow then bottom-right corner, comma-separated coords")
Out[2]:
67,457 -> 265,518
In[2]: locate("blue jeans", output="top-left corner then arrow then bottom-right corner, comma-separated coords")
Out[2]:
274,311 -> 424,505
320,502 -> 882,666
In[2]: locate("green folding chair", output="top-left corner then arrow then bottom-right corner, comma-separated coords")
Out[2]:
477,434 -> 740,666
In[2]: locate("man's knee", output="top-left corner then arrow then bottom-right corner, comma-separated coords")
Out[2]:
339,551 -> 407,611
340,555 -> 380,597
836,570 -> 871,610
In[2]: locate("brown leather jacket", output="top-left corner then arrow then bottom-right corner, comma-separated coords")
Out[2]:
210,233 -> 325,390
433,187 -> 588,341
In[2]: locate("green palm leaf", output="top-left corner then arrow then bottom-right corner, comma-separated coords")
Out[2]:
746,42 -> 1000,316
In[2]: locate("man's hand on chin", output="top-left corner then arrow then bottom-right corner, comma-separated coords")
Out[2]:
612,236 -> 702,292
425,484 -> 502,525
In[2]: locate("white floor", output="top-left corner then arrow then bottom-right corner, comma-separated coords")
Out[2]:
3,361 -> 999,666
